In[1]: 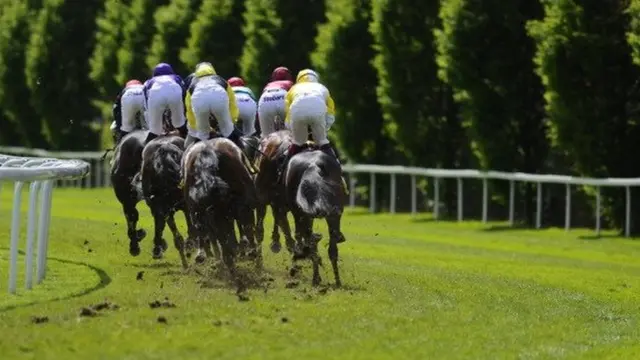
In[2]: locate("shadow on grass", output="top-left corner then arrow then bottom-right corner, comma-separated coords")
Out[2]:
481,224 -> 530,232
0,249 -> 112,313
577,234 -> 626,241
129,261 -> 177,270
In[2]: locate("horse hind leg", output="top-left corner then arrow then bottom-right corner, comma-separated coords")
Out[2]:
123,203 -> 146,256
273,205 -> 296,254
326,214 -> 343,288
151,208 -> 169,259
167,213 -> 188,269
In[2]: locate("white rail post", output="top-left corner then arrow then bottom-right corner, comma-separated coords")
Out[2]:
410,175 -> 417,215
1,153 -> 90,294
508,180 -> 515,226
349,176 -> 356,208
536,182 -> 542,229
482,178 -> 488,224
565,183 -> 571,232
626,186 -> 631,237
433,177 -> 440,220
390,173 -> 396,214
457,178 -> 463,222
369,172 -> 376,213
595,186 -> 601,236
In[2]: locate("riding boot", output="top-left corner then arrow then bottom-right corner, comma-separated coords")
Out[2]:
144,132 -> 158,145
177,124 -> 188,138
319,143 -> 349,195
227,127 -> 244,149
278,143 -> 303,184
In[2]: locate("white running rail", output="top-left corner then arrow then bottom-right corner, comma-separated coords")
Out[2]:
0,154 -> 90,294
1,146 -> 639,237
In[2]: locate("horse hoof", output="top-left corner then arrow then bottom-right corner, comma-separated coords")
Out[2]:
160,239 -> 169,251
270,241 -> 282,254
135,229 -> 147,241
312,277 -> 322,287
312,233 -> 323,242
337,232 -> 345,244
152,248 -> 164,260
129,244 -> 141,257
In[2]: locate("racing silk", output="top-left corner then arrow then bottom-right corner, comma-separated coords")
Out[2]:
184,74 -> 239,130
284,82 -> 335,126
112,84 -> 144,128
263,80 -> 293,92
143,74 -> 185,101
232,85 -> 256,101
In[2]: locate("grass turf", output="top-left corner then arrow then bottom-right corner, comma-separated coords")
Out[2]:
1,188 -> 640,359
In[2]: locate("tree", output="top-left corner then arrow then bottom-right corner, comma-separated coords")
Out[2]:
529,0 -> 640,231
146,0 -> 202,77
116,0 -> 169,86
180,0 -> 246,77
370,0 -> 472,216
435,0 -> 548,223
25,0 -> 102,150
90,0 -> 131,101
240,0 -> 325,91
0,1 -> 47,147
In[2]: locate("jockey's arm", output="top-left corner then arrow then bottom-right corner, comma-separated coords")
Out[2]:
325,89 -> 336,129
226,84 -> 239,123
284,86 -> 295,126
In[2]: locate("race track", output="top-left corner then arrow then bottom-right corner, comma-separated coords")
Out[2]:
1,188 -> 640,359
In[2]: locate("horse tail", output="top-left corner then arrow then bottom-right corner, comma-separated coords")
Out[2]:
147,142 -> 182,189
188,147 -> 231,205
296,164 -> 341,217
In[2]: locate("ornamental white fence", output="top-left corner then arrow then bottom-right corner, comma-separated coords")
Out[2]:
0,145 -> 638,238
0,153 -> 90,294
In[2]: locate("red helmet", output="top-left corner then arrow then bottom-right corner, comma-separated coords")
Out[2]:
270,66 -> 292,81
228,77 -> 245,87
126,79 -> 142,87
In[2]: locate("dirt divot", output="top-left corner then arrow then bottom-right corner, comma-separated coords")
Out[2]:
31,316 -> 49,324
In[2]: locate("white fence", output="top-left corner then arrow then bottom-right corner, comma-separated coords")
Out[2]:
0,153 -> 90,294
1,146 -> 638,238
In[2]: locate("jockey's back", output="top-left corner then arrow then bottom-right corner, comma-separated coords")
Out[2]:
233,85 -> 256,101
264,80 -> 293,92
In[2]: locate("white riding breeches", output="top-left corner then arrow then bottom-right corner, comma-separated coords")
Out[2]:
288,94 -> 329,146
146,80 -> 185,136
236,94 -> 257,136
190,84 -> 234,140
257,88 -> 287,138
120,86 -> 146,132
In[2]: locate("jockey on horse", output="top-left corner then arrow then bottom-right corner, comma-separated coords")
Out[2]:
279,69 -> 347,192
142,63 -> 189,145
110,79 -> 147,145
183,62 -> 257,173
228,76 -> 258,137
257,66 -> 294,138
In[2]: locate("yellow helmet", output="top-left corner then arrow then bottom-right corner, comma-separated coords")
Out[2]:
195,62 -> 216,77
296,69 -> 319,83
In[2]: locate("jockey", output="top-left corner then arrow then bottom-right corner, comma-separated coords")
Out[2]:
142,62 -> 188,144
257,66 -> 294,138
184,62 -> 245,149
280,69 -> 345,187
111,79 -> 146,144
228,76 -> 257,136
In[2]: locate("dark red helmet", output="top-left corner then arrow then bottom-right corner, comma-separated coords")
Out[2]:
270,66 -> 292,81
228,76 -> 245,87
125,79 -> 142,87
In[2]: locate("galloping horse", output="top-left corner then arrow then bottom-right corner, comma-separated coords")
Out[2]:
182,138 -> 259,277
138,135 -> 189,268
285,143 -> 347,287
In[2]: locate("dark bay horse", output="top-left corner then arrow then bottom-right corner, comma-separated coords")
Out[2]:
110,130 -> 148,255
182,138 -> 259,279
138,135 -> 189,268
285,145 -> 347,287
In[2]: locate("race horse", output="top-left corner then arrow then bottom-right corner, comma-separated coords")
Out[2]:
137,135 -> 189,268
285,143 -> 347,287
182,138 -> 259,284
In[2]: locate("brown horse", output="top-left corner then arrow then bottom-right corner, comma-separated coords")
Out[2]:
253,130 -> 297,254
110,130 -> 148,255
137,135 -> 189,268
182,138 -> 259,279
285,144 -> 347,287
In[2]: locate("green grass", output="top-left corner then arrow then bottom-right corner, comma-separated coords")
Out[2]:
2,188 -> 640,359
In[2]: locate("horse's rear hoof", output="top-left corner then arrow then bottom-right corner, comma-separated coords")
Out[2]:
336,232 -> 345,244
270,241 -> 282,254
129,243 -> 141,257
312,233 -> 323,242
152,247 -> 164,259
135,229 -> 147,241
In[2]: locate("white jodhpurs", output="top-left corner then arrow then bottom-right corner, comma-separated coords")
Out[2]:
236,94 -> 257,135
190,85 -> 234,140
257,88 -> 287,138
120,86 -> 146,132
146,79 -> 185,136
289,95 -> 329,146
